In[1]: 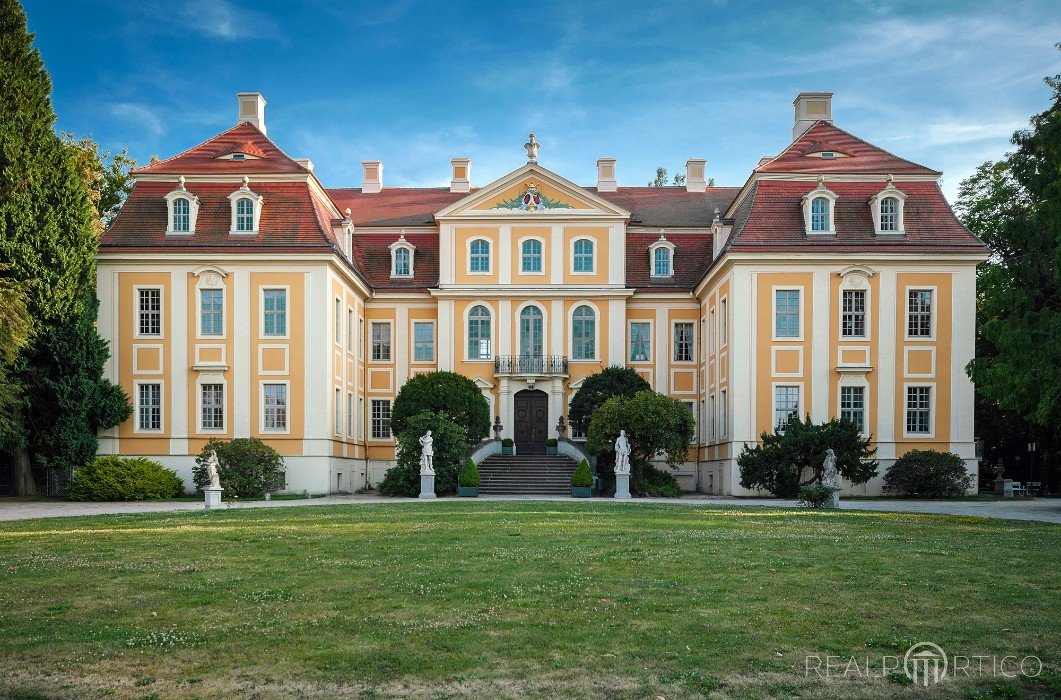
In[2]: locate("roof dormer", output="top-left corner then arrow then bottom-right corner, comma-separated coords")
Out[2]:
388,231 -> 415,279
648,233 -> 675,278
164,175 -> 200,236
801,176 -> 837,237
228,176 -> 264,236
870,175 -> 908,236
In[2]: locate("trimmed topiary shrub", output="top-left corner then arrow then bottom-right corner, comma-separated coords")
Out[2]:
67,456 -> 183,501
193,438 -> 285,499
380,411 -> 468,497
571,460 -> 592,488
884,450 -> 973,498
391,371 -> 490,445
631,463 -> 681,498
459,459 -> 481,487
798,483 -> 836,508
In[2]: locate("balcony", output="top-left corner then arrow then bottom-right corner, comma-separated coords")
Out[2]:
494,355 -> 568,377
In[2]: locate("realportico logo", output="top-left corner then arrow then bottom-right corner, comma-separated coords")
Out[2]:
805,642 -> 1042,685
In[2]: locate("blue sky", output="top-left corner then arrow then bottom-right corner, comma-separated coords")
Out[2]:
24,0 -> 1061,200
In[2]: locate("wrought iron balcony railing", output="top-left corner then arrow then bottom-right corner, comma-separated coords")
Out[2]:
494,355 -> 568,376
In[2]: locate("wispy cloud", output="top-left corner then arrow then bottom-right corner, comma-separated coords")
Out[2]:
107,103 -> 164,136
128,0 -> 282,41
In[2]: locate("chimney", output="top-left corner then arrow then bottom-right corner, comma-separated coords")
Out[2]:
450,157 -> 471,193
236,92 -> 267,134
294,158 -> 314,172
361,160 -> 382,194
596,158 -> 617,192
792,92 -> 833,140
685,158 -> 707,192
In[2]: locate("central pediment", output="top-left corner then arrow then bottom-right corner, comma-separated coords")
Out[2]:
435,163 -> 630,220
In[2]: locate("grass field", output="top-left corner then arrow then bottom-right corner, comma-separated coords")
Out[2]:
0,502 -> 1058,699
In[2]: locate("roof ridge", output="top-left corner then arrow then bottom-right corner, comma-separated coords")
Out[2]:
132,123 -> 250,174
133,122 -> 307,175
815,120 -> 940,175
756,120 -> 940,176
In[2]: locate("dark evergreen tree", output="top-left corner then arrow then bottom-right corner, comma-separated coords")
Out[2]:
391,371 -> 490,445
568,366 -> 650,438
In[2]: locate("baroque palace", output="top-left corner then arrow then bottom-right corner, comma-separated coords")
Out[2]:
98,92 -> 987,495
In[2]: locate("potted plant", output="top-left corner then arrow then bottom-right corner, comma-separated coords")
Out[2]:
571,460 -> 592,498
546,438 -> 558,456
502,438 -> 515,456
458,459 -> 480,497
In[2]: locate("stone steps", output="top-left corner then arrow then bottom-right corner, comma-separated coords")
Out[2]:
477,455 -> 578,495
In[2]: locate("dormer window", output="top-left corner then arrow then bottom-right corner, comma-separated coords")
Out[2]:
389,232 -> 415,279
164,175 -> 200,236
801,176 -> 837,236
648,234 -> 675,278
228,176 -> 263,236
820,151 -> 835,159
870,176 -> 907,236
230,153 -> 246,160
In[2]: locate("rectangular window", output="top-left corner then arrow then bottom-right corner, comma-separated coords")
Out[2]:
414,322 -> 435,362
347,308 -> 354,352
334,298 -> 342,344
263,289 -> 287,336
521,240 -> 542,273
201,383 -> 224,430
709,394 -> 716,441
469,240 -> 490,272
840,386 -> 865,433
263,383 -> 287,431
720,388 -> 727,437
774,385 -> 799,430
199,289 -> 223,336
359,318 -> 365,359
842,290 -> 866,338
709,308 -> 715,352
673,322 -> 694,362
138,288 -> 161,336
906,386 -> 932,434
334,387 -> 341,435
347,392 -> 354,437
720,298 -> 728,345
683,401 -> 696,443
907,290 -> 933,337
629,322 -> 651,362
137,383 -> 161,431
371,322 -> 392,361
774,289 -> 800,337
371,400 -> 391,439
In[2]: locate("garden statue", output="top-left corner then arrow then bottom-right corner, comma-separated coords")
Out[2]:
822,448 -> 840,508
206,449 -> 221,488
614,430 -> 631,474
419,431 -> 435,474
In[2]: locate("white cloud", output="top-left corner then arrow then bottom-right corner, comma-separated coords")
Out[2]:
130,0 -> 281,41
107,103 -> 164,136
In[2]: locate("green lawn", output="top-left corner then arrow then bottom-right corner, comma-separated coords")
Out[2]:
0,502 -> 1058,699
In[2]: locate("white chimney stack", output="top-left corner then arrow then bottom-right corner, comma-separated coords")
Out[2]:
362,160 -> 382,194
450,157 -> 471,193
236,92 -> 267,134
685,158 -> 707,192
294,158 -> 314,172
596,158 -> 617,192
792,92 -> 833,140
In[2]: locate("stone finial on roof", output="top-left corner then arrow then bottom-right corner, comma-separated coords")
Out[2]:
241,175 -> 250,189
713,207 -> 721,224
524,133 -> 540,163
178,175 -> 187,190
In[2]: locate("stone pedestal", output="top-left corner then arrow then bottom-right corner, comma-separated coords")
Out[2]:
614,472 -> 631,500
826,489 -> 840,509
419,471 -> 437,499
994,478 -> 1013,497
204,486 -> 223,509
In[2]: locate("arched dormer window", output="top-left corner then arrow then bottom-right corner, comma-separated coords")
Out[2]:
870,176 -> 907,236
164,176 -> 200,236
648,234 -> 675,278
228,176 -> 264,236
801,176 -> 837,236
389,232 -> 415,278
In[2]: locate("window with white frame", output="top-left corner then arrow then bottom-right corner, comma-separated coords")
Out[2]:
262,289 -> 287,336
841,290 -> 866,337
709,394 -> 716,441
810,197 -> 830,231
906,386 -> 932,434
165,178 -> 199,235
774,290 -> 800,337
629,322 -> 651,362
200,289 -> 223,336
138,288 -> 161,336
334,298 -> 342,343
414,322 -> 434,362
334,387 -> 341,435
908,290 -> 932,337
371,322 -> 391,361
571,305 -> 596,360
521,239 -> 542,273
393,247 -> 411,277
840,386 -> 865,433
138,383 -> 161,431
683,401 -> 696,443
228,177 -> 262,235
673,322 -> 694,362
347,308 -> 354,352
573,238 -> 594,272
263,383 -> 287,431
774,385 -> 799,430
371,399 -> 391,439
172,197 -> 190,232
235,197 -> 254,232
801,179 -> 837,235
879,197 -> 899,232
720,388 -> 727,437
467,305 -> 492,359
700,398 -> 707,442
201,383 -> 224,430
720,298 -> 728,345
347,392 -> 354,437
469,239 -> 490,272
871,178 -> 907,235
653,247 -> 672,277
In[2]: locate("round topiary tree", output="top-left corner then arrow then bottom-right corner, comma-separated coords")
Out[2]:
568,366 -> 650,438
884,450 -> 973,498
379,411 -> 468,497
193,438 -> 285,498
391,371 -> 490,446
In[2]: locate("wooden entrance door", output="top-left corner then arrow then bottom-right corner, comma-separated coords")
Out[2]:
514,389 -> 548,454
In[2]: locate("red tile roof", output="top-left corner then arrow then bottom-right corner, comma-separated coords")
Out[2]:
352,232 -> 439,290
133,123 -> 310,175
756,121 -> 940,176
626,232 -> 713,291
592,187 -> 740,227
329,188 -> 471,227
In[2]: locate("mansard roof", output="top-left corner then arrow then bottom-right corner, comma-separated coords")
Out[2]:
755,121 -> 940,176
133,123 -> 310,176
351,232 -> 440,290
626,232 -> 714,291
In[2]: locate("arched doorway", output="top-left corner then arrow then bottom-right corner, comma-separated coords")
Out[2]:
514,388 -> 548,454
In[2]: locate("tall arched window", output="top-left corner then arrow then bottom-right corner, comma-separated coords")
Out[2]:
235,197 -> 254,232
571,305 -> 596,360
470,239 -> 490,272
393,247 -> 411,276
811,197 -> 830,231
879,196 -> 899,232
653,247 -> 671,277
521,239 -> 542,273
172,197 -> 190,232
573,239 -> 594,273
467,305 -> 492,359
519,306 -> 544,357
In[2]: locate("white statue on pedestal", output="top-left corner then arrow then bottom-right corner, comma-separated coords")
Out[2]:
206,449 -> 221,488
822,448 -> 839,489
419,431 -> 435,474
614,430 -> 631,474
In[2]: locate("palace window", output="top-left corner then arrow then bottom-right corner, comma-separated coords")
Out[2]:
774,289 -> 801,338
521,239 -> 543,273
571,305 -> 596,360
199,289 -> 223,336
235,197 -> 254,232
840,386 -> 865,433
371,399 -> 392,439
137,383 -> 162,431
347,308 -> 354,352
390,234 -> 415,278
573,238 -> 594,273
165,177 -> 199,235
720,388 -> 728,438
720,298 -> 728,346
774,385 -> 800,430
841,290 -> 866,337
709,394 -> 716,441
879,197 -> 899,231
629,322 -> 651,362
906,386 -> 932,434
228,177 -> 263,235
371,322 -> 392,361
871,177 -> 907,235
347,392 -> 355,438
683,401 -> 696,443
263,384 -> 287,431
262,289 -> 287,336
201,383 -> 224,431
467,305 -> 492,359
414,322 -> 434,362
649,235 -> 675,278
172,197 -> 190,232
673,322 -> 694,362
801,178 -> 837,235
138,288 -> 162,336
334,387 -> 342,435
469,239 -> 491,272
810,197 -> 830,231
907,290 -> 933,337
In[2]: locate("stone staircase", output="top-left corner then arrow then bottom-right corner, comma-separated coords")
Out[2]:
476,454 -> 578,495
